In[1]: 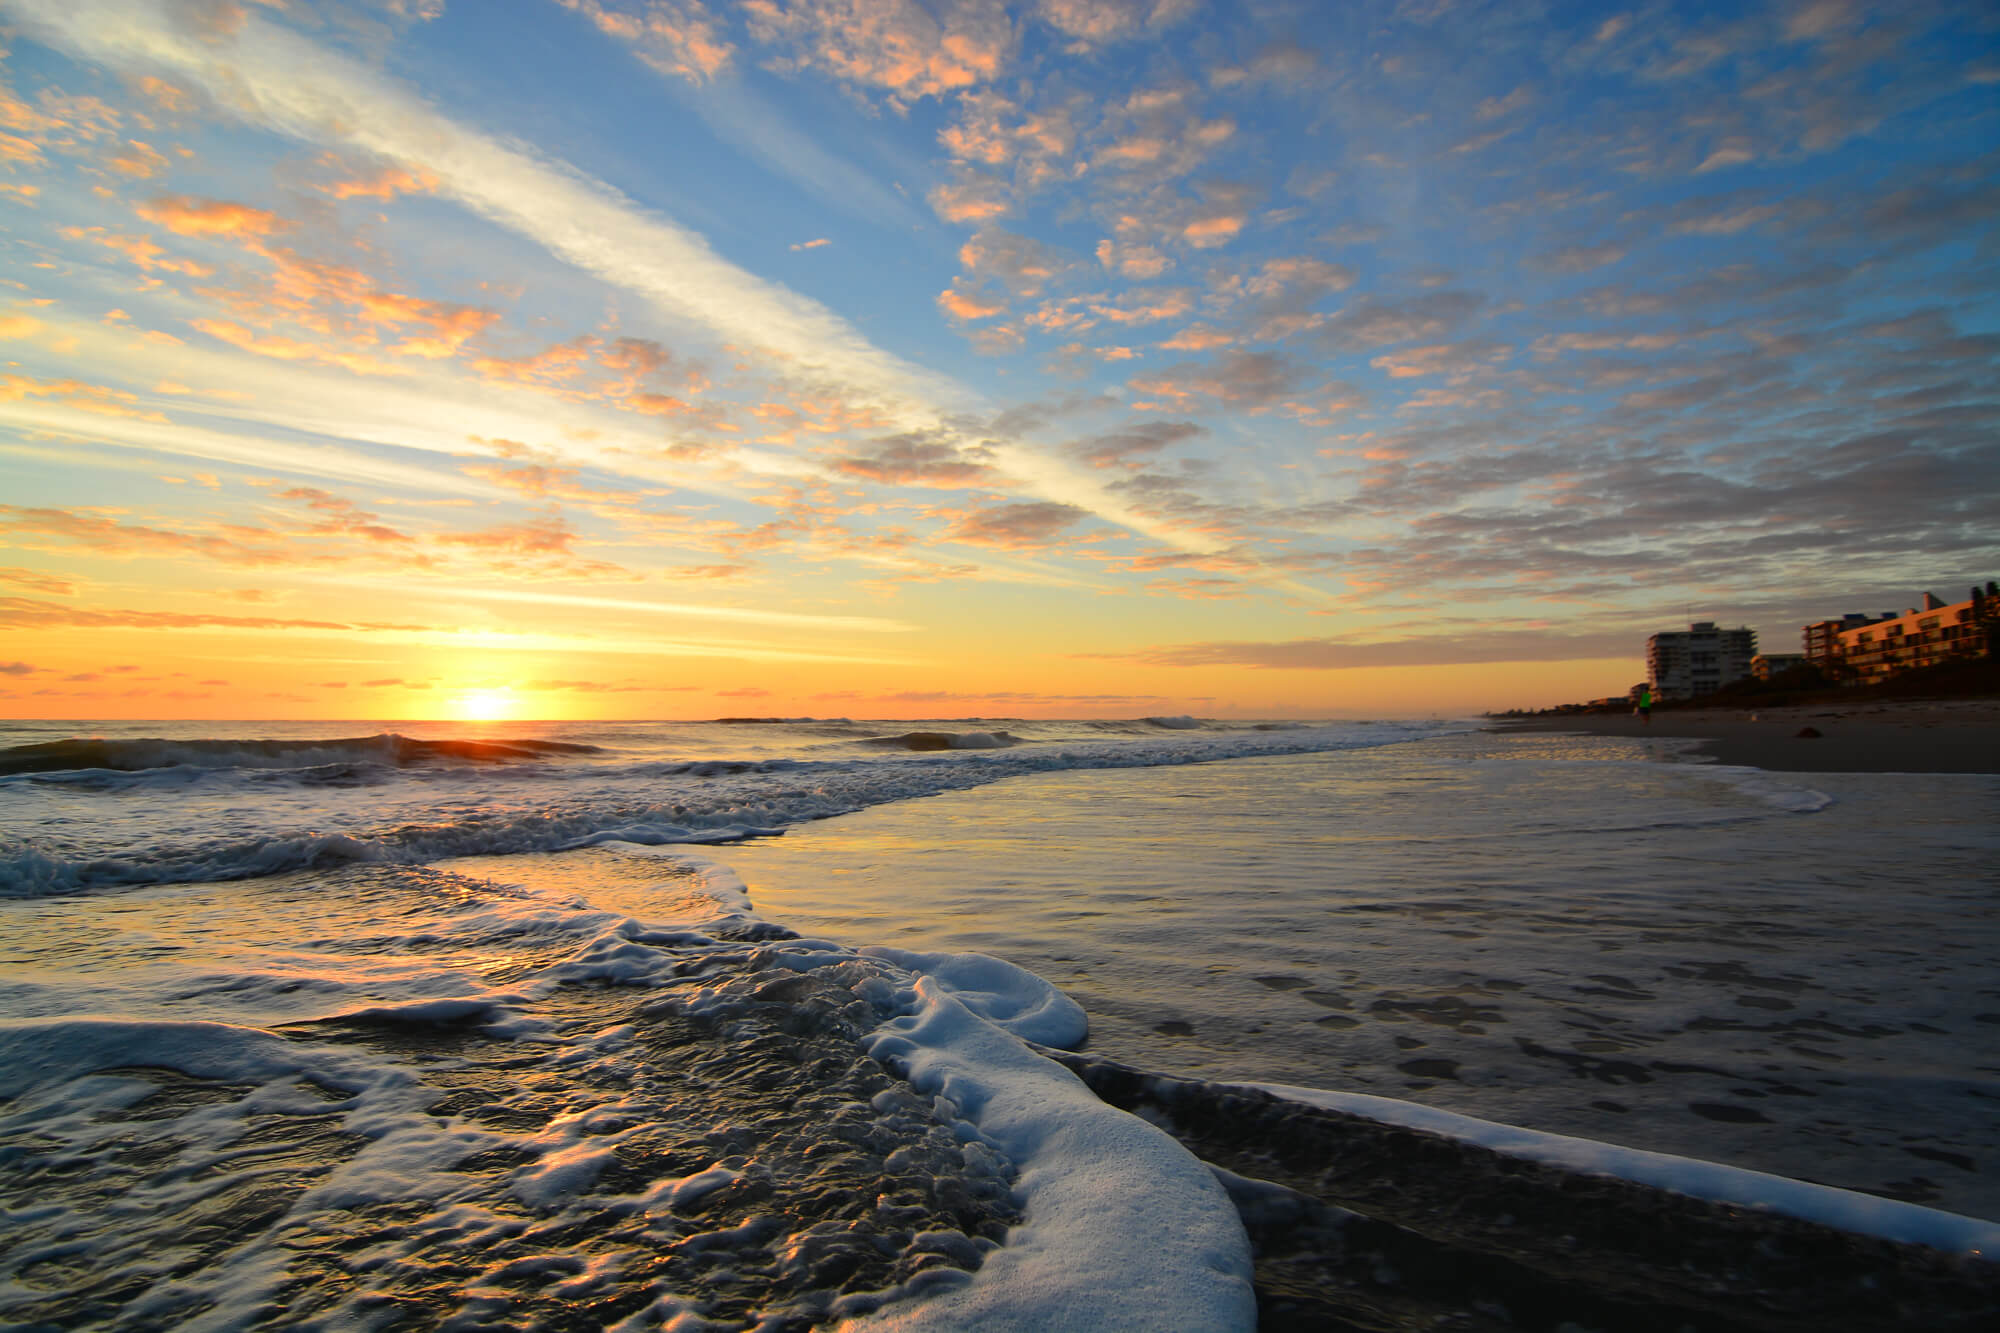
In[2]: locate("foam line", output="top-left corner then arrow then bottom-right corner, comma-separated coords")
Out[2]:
857,977 -> 1256,1331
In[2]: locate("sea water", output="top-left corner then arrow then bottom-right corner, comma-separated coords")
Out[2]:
2,717 -> 1996,1329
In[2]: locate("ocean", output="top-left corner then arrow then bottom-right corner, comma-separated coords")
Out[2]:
3,717 -> 1996,1330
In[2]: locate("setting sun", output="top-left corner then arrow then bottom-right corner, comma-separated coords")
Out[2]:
452,689 -> 516,722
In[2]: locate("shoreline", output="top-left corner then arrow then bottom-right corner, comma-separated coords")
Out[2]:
1488,699 -> 2000,775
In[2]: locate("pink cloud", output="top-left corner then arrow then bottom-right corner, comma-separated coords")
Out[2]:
137,195 -> 292,238
745,0 -> 1014,105
558,0 -> 736,82
938,284 -> 1007,321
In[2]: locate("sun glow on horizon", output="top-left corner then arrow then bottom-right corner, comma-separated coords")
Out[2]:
451,688 -> 516,723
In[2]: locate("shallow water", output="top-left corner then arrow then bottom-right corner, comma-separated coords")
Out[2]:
704,731 -> 2000,1219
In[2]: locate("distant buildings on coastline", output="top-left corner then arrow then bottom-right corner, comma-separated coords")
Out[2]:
1645,622 -> 1757,700
1641,582 -> 1998,701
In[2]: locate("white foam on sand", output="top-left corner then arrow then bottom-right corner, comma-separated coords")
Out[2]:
1248,1081 -> 2000,1257
661,939 -> 1257,1330
843,953 -> 1256,1332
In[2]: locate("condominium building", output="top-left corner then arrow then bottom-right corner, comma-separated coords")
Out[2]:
1646,622 -> 1757,699
1834,591 -> 1993,684
1802,612 -> 1894,664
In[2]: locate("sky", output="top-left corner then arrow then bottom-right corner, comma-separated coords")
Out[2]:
0,0 -> 1995,721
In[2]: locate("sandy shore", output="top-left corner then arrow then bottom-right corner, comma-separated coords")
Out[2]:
1490,699 -> 2000,774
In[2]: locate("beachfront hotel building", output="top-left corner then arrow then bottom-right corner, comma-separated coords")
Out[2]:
1832,590 -> 1995,684
1802,612 -> 1895,665
1646,622 -> 1757,700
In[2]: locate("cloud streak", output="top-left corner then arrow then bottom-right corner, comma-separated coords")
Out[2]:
8,0 -> 968,423
5,0 -> 1232,557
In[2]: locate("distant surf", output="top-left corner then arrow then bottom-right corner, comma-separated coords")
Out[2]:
0,732 -> 603,777
0,717 -> 1457,893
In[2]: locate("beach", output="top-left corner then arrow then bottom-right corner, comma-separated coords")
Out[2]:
3,716 -> 1997,1330
1491,700 -> 2000,775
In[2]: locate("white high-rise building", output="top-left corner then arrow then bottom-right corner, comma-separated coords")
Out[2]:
1646,622 -> 1757,699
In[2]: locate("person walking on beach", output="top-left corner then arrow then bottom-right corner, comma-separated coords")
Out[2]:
1636,684 -> 1653,725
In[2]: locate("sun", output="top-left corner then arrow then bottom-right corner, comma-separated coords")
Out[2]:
452,688 -> 515,723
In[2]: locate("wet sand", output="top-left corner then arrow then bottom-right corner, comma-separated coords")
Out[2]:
1491,701 -> 2000,775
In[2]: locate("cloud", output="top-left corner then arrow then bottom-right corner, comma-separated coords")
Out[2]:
1096,239 -> 1170,279
958,228 -> 1073,297
143,209 -> 506,362
1181,211 -> 1245,248
1128,350 -> 1298,409
0,661 -> 37,675
938,284 -> 1007,321
940,499 -> 1090,548
0,500 -> 352,566
0,595 -> 425,633
0,319 -> 598,499
468,337 -> 599,386
1087,287 -> 1194,326
1475,84 -> 1536,121
188,319 -> 407,376
1037,0 -> 1191,45
557,0 -> 734,83
1369,340 -> 1511,380
460,458 -> 620,503
1158,324 -> 1232,351
434,514 -> 603,558
105,137 -> 167,177
1091,629 -> 1639,670
1317,291 -> 1486,352
834,433 -> 993,487
405,584 -> 918,634
524,678 -> 655,693
1086,86 -> 1239,200
744,0 -> 1013,105
928,175 -> 1013,223
1530,242 -> 1626,273
353,289 -> 500,358
662,563 -> 753,580
0,565 -> 76,594
1209,41 -> 1318,89
1668,203 -> 1780,235
0,373 -> 169,421
271,487 -> 416,544
13,0 -> 971,425
1067,419 -> 1203,469
317,161 -> 438,199
1244,256 -> 1356,308
136,194 -> 290,237
1694,144 -> 1756,173
60,226 -> 213,276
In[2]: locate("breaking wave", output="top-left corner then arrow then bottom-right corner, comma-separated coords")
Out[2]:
0,733 -> 603,777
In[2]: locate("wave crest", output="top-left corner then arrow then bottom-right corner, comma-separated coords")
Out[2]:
0,733 -> 603,778
864,731 -> 1019,752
